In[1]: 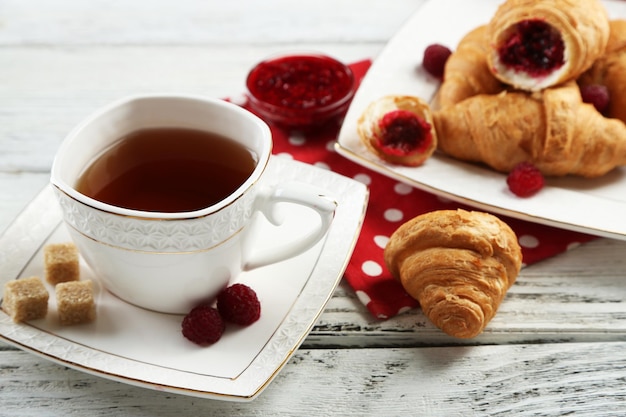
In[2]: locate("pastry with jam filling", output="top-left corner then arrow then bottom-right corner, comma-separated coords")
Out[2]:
357,95 -> 437,167
487,0 -> 610,91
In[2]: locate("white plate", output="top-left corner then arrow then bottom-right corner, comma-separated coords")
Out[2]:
0,156 -> 368,402
337,0 -> 626,240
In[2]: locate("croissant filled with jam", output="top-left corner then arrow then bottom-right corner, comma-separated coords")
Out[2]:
435,0 -> 626,178
357,95 -> 437,167
487,0 -> 610,91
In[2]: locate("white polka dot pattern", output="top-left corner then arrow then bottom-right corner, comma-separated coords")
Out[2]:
354,173 -> 371,185
394,183 -> 412,195
518,234 -> 540,248
384,209 -> 403,222
373,235 -> 389,249
289,134 -> 306,146
361,260 -> 383,277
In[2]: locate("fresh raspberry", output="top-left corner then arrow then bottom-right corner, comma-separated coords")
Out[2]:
580,84 -> 610,114
422,44 -> 452,78
217,283 -> 261,326
181,304 -> 225,345
506,162 -> 545,197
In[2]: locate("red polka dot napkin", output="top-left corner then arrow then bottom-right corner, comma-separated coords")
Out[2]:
238,59 -> 598,320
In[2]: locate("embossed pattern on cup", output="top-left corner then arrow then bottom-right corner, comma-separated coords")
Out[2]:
53,186 -> 257,252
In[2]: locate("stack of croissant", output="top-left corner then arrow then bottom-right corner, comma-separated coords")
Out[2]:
434,0 -> 626,177
382,0 -> 626,340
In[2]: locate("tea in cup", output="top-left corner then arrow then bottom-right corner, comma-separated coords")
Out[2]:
50,94 -> 336,314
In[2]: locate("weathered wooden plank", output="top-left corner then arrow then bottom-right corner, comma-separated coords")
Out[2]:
1,343 -> 625,416
0,0 -> 420,45
0,173 -> 49,232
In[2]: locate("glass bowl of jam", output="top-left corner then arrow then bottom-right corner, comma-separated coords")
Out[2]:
246,53 -> 356,130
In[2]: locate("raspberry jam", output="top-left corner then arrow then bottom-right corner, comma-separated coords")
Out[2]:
376,110 -> 433,156
498,19 -> 565,77
246,53 -> 355,129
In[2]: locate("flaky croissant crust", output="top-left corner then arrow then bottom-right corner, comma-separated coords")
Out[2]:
487,0 -> 610,91
433,82 -> 626,177
384,209 -> 522,339
437,25 -> 505,109
578,19 -> 626,125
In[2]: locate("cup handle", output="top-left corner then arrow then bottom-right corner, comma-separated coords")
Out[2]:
241,181 -> 337,271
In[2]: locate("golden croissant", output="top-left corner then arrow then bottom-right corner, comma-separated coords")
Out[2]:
578,20 -> 626,125
487,0 -> 610,91
437,25 -> 505,109
384,209 -> 522,339
433,82 -> 626,177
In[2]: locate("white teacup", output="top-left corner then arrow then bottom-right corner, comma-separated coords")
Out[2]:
50,94 -> 336,314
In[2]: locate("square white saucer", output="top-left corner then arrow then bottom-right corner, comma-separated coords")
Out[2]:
0,156 -> 368,401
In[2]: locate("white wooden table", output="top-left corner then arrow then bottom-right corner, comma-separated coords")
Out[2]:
2,1 -> 626,415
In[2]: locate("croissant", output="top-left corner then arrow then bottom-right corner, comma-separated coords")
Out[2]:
487,0 -> 610,91
432,82 -> 626,177
437,25 -> 505,109
578,20 -> 626,125
384,209 -> 522,339
357,95 -> 437,166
